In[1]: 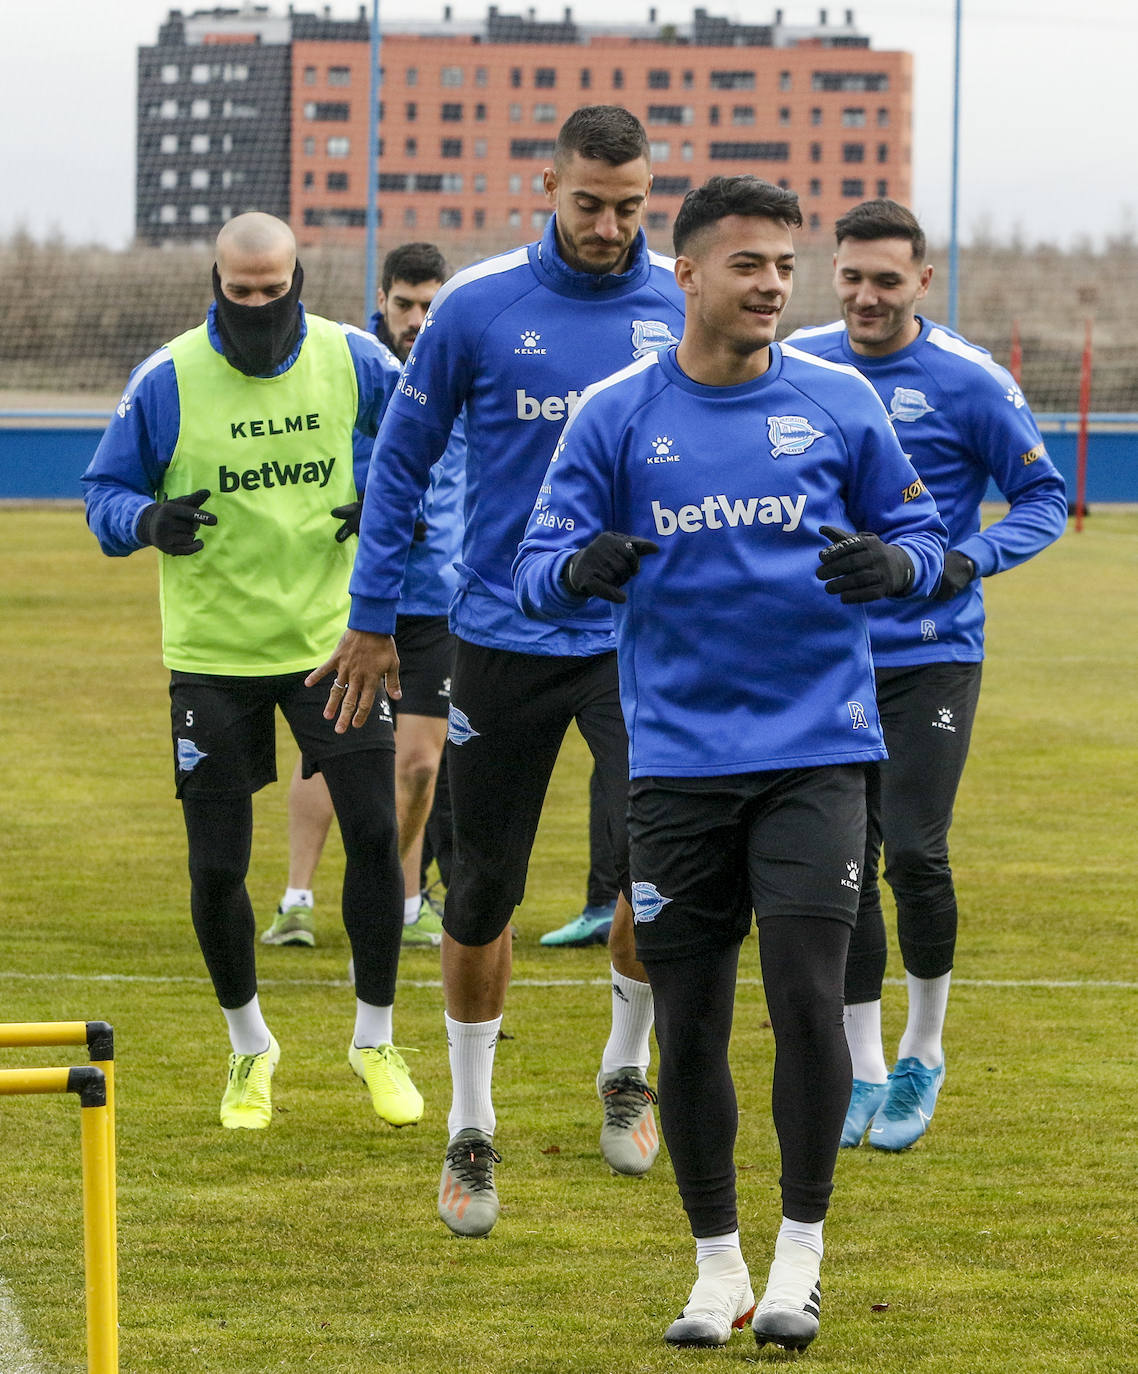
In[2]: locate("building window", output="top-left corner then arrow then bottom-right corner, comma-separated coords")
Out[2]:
510,67 -> 522,88
305,102 -> 349,121
877,107 -> 890,127
809,178 -> 821,196
441,138 -> 463,158
327,171 -> 349,190
159,204 -> 177,224
475,102 -> 487,121
442,173 -> 464,191
406,67 -> 418,86
877,179 -> 889,196
842,143 -> 865,163
508,209 -> 521,227
404,206 -> 417,226
778,107 -> 791,126
648,105 -> 693,125
303,170 -> 315,188
159,169 -> 178,189
328,66 -> 351,86
190,168 -> 209,189
509,103 -> 523,122
779,71 -> 791,91
841,107 -> 866,127
190,63 -> 211,84
732,106 -> 755,126
303,66 -> 317,85
810,141 -> 822,162
379,172 -> 409,191
190,205 -> 209,224
160,99 -> 179,119
841,178 -> 866,197
648,69 -> 670,89
612,69 -> 624,89
405,101 -> 417,120
303,137 -> 315,155
530,173 -> 545,193
474,138 -> 487,157
510,138 -> 557,158
647,211 -> 669,230
160,134 -> 178,154
221,169 -> 244,189
159,64 -> 179,84
474,208 -> 486,228
813,71 -> 889,92
709,142 -> 790,161
580,69 -> 591,89
190,133 -> 209,153
440,208 -> 462,228
509,174 -> 522,193
649,140 -> 671,161
811,107 -> 823,125
221,99 -> 256,118
441,66 -> 463,86
535,67 -> 556,88
778,178 -> 790,189
877,142 -> 889,163
809,212 -> 821,230
531,209 -> 549,228
442,102 -> 463,121
474,173 -> 487,191
475,67 -> 488,86
682,70 -> 694,89
405,136 -> 417,156
327,137 -> 350,157
652,176 -> 691,196
710,71 -> 754,90
222,133 -> 233,153
534,103 -> 557,122
681,140 -> 693,160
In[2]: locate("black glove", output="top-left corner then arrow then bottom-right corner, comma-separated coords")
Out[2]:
331,500 -> 362,543
412,519 -> 429,543
933,549 -> 976,602
136,488 -> 216,556
816,524 -> 914,604
560,531 -> 660,604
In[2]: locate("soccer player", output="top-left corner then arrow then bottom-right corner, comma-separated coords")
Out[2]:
513,175 -> 946,1352
789,200 -> 1067,1150
81,212 -> 422,1131
310,106 -> 685,1234
261,242 -> 465,953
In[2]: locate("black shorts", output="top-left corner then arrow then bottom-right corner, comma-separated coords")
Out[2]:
392,614 -> 456,720
628,765 -> 868,964
443,640 -> 630,945
169,670 -> 394,798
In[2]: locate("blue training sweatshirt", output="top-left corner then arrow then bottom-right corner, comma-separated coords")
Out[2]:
513,343 -> 947,778
349,215 -> 685,654
787,316 -> 1067,665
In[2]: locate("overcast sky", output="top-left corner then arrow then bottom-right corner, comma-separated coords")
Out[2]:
0,0 -> 1132,250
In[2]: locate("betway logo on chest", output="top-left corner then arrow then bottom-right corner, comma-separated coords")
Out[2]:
652,493 -> 807,535
516,389 -> 585,423
219,457 -> 337,492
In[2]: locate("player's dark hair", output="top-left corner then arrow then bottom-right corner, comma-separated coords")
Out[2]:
381,242 -> 449,295
834,199 -> 927,261
554,105 -> 650,168
673,175 -> 802,255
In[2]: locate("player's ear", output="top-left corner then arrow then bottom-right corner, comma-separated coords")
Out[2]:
916,264 -> 933,299
542,166 -> 558,204
674,255 -> 697,295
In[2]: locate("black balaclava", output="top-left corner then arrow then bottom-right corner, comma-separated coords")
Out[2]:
211,260 -> 304,376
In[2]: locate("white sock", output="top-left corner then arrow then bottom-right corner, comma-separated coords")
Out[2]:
601,966 -> 654,1075
446,1013 -> 501,1138
778,1217 -> 824,1260
281,887 -> 313,911
844,1001 -> 889,1083
695,1230 -> 743,1266
353,1000 -> 394,1048
403,896 -> 421,924
222,995 -> 272,1056
897,971 -> 951,1069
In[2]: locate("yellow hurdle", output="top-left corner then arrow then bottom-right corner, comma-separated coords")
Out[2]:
0,1022 -> 118,1374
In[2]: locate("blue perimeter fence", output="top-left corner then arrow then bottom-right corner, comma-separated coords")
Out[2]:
1,410 -> 1137,504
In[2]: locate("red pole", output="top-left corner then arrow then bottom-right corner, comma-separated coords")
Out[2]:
1075,318 -> 1092,533
1009,319 -> 1022,385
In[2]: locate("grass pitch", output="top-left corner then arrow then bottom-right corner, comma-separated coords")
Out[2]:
1,505 -> 1136,1373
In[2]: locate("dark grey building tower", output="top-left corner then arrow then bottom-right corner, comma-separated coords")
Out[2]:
136,8 -> 292,244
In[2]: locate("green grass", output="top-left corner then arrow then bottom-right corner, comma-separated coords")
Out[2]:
1,505 -> 1137,1373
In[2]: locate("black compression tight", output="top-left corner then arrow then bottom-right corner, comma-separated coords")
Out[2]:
646,915 -> 852,1236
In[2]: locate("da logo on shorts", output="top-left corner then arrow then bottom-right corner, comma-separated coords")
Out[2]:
631,881 -> 672,924
767,415 -> 824,458
631,319 -> 680,359
446,705 -> 480,746
888,387 -> 934,423
177,738 -> 208,772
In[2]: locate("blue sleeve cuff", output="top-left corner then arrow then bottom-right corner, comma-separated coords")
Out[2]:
347,594 -> 399,635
